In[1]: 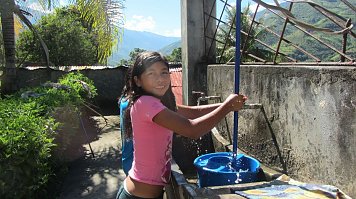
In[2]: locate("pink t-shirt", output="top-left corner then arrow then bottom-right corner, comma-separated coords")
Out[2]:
128,95 -> 173,185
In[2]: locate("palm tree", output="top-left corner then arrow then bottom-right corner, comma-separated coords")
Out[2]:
216,4 -> 272,63
1,0 -> 17,94
0,0 -> 124,94
0,29 -> 4,67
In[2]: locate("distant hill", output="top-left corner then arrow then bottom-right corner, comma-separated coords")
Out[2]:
158,41 -> 181,55
108,29 -> 181,66
255,0 -> 355,61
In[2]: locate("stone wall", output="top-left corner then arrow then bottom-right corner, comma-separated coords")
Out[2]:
207,64 -> 356,197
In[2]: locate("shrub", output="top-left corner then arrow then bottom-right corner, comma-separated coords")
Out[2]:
0,72 -> 96,198
0,100 -> 57,198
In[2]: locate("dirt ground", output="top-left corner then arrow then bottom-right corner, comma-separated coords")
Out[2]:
58,115 -> 126,199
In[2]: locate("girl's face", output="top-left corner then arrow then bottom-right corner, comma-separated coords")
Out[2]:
134,61 -> 171,97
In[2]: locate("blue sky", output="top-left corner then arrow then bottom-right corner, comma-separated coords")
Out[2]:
123,0 -> 253,37
123,0 -> 182,37
25,0 -> 282,37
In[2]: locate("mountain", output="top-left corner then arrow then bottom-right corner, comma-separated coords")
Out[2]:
158,41 -> 181,55
108,29 -> 181,65
254,0 -> 355,62
255,1 -> 289,20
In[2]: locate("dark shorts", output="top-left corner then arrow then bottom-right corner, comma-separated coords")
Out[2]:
115,185 -> 163,199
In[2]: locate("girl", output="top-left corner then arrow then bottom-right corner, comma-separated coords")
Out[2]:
118,67 -> 177,176
116,51 -> 246,199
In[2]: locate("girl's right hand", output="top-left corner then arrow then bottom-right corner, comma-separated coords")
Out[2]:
153,93 -> 247,139
225,94 -> 247,111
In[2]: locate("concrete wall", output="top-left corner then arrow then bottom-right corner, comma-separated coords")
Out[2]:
16,66 -> 128,106
207,64 -> 356,197
181,0 -> 216,105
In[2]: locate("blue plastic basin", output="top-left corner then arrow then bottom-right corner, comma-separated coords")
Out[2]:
193,152 -> 260,187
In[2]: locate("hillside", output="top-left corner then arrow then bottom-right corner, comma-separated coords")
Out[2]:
158,41 -> 181,55
108,30 -> 181,66
254,0 -> 355,62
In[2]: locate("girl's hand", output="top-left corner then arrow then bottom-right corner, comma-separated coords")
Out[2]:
225,94 -> 247,111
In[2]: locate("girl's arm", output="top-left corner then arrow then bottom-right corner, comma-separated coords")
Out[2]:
176,103 -> 222,119
153,94 -> 246,139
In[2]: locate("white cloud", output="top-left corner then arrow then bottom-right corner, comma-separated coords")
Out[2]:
124,15 -> 156,31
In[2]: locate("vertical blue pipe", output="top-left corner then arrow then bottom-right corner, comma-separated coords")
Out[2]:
233,0 -> 241,155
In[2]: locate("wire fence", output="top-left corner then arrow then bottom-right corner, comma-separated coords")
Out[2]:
205,0 -> 356,65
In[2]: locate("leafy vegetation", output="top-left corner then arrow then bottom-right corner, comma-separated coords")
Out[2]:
166,47 -> 182,62
16,6 -> 100,66
0,99 -> 57,199
1,0 -> 124,94
216,4 -> 278,63
256,0 -> 355,62
118,48 -> 146,66
0,72 -> 96,198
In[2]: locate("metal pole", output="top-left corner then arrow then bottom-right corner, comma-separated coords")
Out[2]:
233,0 -> 241,155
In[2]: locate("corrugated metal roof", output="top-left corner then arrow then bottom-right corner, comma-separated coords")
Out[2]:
170,67 -> 182,105
23,66 -> 122,71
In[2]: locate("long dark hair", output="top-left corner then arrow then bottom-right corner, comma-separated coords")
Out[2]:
118,67 -> 132,102
124,51 -> 177,138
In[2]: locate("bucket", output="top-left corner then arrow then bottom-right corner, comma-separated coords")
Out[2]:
193,152 -> 260,187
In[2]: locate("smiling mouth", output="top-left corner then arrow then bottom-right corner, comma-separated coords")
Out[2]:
156,86 -> 165,89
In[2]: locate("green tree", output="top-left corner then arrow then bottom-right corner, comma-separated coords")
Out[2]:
117,48 -> 146,67
16,6 -> 98,66
0,0 -> 124,94
167,47 -> 181,62
129,48 -> 146,63
118,58 -> 129,66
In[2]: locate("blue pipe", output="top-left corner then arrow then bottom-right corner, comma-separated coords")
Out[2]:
233,0 -> 241,155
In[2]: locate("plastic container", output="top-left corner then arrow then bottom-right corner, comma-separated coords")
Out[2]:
193,152 -> 260,187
